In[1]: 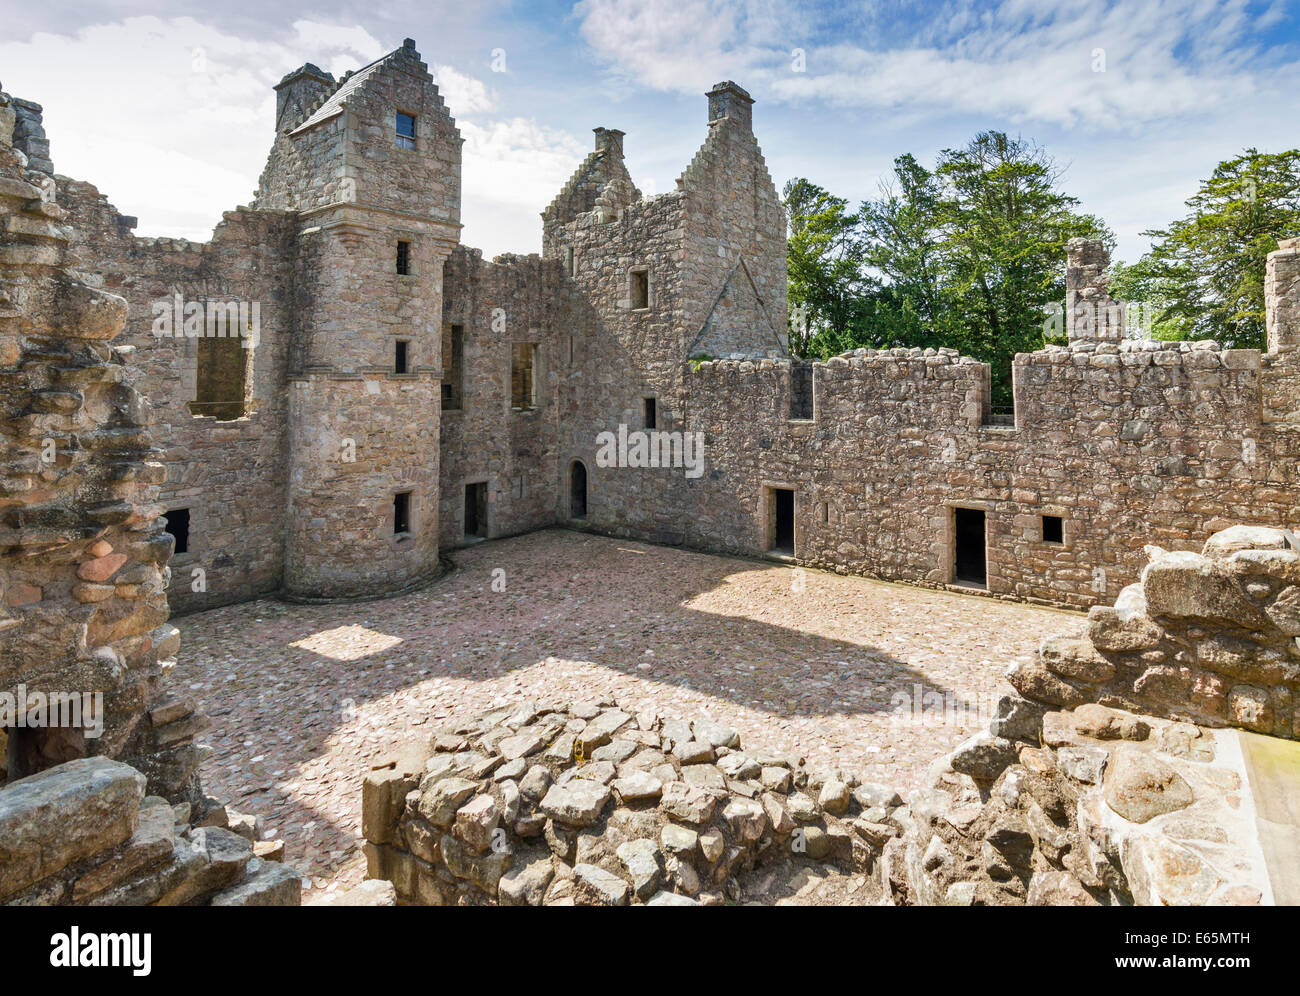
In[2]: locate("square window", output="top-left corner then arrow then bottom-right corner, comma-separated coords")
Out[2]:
396,112 -> 416,149
1043,515 -> 1064,544
393,492 -> 412,535
395,340 -> 409,374
396,241 -> 411,275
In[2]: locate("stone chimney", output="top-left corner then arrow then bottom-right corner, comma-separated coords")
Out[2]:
1065,238 -> 1125,342
593,127 -> 625,159
1266,238 -> 1300,352
9,96 -> 53,175
274,62 -> 336,133
707,81 -> 753,133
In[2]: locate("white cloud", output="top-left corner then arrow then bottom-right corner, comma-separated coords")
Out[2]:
0,15 -> 574,256
433,65 -> 496,115
460,117 -> 590,254
574,0 -> 1290,129
0,16 -> 389,240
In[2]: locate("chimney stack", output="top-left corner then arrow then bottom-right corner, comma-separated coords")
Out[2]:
593,127 -> 625,158
1065,238 -> 1125,342
706,81 -> 753,133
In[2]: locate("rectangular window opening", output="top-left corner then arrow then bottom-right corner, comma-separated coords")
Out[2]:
566,246 -> 576,277
1042,514 -> 1064,545
953,507 -> 987,588
511,343 -> 536,410
393,492 -> 411,536
396,241 -> 411,276
630,269 -> 649,310
442,323 -> 463,409
395,339 -> 409,375
790,360 -> 814,420
191,330 -> 249,421
644,397 -> 657,430
464,482 -> 488,539
395,112 -> 416,150
768,487 -> 794,555
163,507 -> 190,555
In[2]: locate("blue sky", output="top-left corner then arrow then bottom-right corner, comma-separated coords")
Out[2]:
3,1 -> 1297,264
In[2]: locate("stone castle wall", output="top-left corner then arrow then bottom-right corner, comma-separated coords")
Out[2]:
58,182 -> 296,613
0,89 -> 205,801
661,335 -> 1300,609
438,247 -> 574,548
17,46 -> 1300,618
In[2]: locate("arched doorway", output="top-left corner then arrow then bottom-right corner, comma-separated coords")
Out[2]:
570,460 -> 587,519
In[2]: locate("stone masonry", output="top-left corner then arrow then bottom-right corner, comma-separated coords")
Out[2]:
880,524 -> 1300,905
0,85 -> 205,801
1,83 -> 300,906
362,697 -> 883,905
11,38 -> 1300,624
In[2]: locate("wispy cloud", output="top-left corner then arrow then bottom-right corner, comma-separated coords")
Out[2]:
575,0 -> 1292,129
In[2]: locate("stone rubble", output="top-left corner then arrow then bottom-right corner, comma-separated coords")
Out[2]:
0,757 -> 299,906
362,697 -> 905,905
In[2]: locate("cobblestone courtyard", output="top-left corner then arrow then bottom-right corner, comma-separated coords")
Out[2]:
182,529 -> 1075,900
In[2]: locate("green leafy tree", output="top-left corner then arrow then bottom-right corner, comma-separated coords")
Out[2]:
1111,149 -> 1300,349
782,178 -> 871,358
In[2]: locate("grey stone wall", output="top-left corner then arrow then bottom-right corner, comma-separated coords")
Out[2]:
0,90 -> 203,802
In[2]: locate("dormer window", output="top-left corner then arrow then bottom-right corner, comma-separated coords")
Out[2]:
395,112 -> 416,150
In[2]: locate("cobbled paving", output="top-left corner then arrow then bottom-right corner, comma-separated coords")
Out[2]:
182,529 -> 1075,901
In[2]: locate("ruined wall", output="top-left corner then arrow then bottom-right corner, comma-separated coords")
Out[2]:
1012,525 -> 1300,739
0,91 -> 203,801
662,323 -> 1300,611
59,181 -> 295,614
0,757 -> 300,905
439,247 -> 574,549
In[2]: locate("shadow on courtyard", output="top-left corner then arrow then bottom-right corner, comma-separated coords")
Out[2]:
182,528 -> 1022,886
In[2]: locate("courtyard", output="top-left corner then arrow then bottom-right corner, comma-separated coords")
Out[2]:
183,529 -> 1075,900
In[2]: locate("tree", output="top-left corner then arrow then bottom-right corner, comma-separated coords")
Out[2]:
1111,149 -> 1300,349
782,178 -> 870,358
931,132 -> 1110,398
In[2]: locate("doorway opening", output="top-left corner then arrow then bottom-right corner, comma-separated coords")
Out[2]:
953,507 -> 987,588
768,487 -> 795,555
464,482 -> 488,540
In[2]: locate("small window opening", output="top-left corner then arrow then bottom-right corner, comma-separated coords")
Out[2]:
953,507 -> 987,588
644,397 -> 657,430
566,246 -> 576,277
630,269 -> 649,309
396,241 -> 411,275
395,340 -> 409,374
790,360 -> 814,420
163,507 -> 190,555
571,461 -> 588,519
768,487 -> 794,555
395,112 -> 416,150
1042,515 -> 1064,544
511,343 -> 536,410
393,492 -> 411,536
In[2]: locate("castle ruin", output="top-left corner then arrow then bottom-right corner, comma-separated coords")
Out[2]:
0,39 -> 1291,625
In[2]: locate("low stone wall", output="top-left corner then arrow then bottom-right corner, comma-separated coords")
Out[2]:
363,698 -> 899,905
1011,525 -> 1300,739
884,700 -> 1268,905
0,757 -> 300,906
